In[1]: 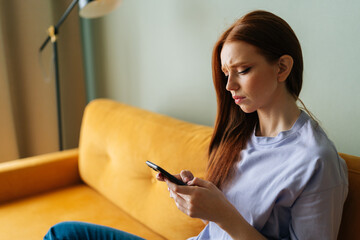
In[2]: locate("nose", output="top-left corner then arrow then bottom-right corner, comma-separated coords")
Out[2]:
225,73 -> 240,92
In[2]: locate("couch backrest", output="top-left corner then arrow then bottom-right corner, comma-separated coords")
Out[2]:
78,99 -> 212,240
338,153 -> 360,240
79,99 -> 359,240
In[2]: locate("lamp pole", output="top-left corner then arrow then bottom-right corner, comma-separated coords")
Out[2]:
39,0 -> 79,151
39,0 -> 121,150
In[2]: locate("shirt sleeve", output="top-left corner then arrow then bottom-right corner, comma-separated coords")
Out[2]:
289,184 -> 347,240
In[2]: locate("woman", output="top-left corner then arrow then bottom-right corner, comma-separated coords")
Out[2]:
44,10 -> 348,240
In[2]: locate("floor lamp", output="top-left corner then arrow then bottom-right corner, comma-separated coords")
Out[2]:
39,0 -> 121,150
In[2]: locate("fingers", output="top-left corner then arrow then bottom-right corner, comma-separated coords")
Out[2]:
169,189 -> 176,199
168,189 -> 190,216
166,176 -> 225,221
158,170 -> 195,185
188,177 -> 213,188
166,177 -> 214,196
169,188 -> 203,219
165,178 -> 193,195
168,187 -> 186,205
156,172 -> 165,182
180,170 -> 194,183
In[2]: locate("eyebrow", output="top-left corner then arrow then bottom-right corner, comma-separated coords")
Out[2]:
221,61 -> 249,72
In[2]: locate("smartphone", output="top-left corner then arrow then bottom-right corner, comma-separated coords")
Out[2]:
146,161 -> 186,186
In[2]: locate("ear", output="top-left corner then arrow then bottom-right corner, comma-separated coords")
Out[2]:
277,55 -> 293,83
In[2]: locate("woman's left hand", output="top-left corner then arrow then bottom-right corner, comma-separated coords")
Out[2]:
165,176 -> 235,223
165,175 -> 267,240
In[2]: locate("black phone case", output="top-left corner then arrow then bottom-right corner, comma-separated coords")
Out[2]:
146,161 -> 186,185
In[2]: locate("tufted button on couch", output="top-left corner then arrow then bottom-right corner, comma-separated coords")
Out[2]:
0,99 -> 358,240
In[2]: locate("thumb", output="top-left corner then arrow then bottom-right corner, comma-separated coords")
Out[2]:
187,177 -> 213,188
180,170 -> 194,183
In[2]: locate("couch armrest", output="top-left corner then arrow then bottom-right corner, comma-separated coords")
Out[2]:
0,149 -> 81,203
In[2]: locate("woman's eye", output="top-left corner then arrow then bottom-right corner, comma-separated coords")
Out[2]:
238,67 -> 251,75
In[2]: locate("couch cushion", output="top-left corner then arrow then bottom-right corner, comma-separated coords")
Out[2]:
0,184 -> 165,240
79,99 -> 211,240
338,153 -> 360,240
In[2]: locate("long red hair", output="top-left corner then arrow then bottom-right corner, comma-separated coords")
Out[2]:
207,10 -> 304,188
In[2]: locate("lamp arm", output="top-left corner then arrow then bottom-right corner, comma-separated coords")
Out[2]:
39,0 -> 79,51
38,0 -> 80,151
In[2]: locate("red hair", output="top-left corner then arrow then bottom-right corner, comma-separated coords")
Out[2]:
207,10 -> 303,188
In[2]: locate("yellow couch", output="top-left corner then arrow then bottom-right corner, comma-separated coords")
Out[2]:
0,99 -> 359,240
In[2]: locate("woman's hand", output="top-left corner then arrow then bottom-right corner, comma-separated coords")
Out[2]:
156,170 -> 194,184
157,170 -> 209,224
158,171 -> 266,240
160,171 -> 233,224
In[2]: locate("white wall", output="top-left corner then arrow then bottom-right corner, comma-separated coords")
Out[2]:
85,0 -> 360,156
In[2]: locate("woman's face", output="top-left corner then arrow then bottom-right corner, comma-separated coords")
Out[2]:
220,41 -> 281,114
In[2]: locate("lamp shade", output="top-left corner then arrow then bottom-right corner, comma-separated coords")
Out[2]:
79,0 -> 122,18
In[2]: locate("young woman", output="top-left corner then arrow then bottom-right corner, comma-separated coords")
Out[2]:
44,10 -> 348,240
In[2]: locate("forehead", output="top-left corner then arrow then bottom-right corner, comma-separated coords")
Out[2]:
220,41 -> 261,67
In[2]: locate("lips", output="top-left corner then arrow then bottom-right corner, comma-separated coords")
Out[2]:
233,95 -> 246,104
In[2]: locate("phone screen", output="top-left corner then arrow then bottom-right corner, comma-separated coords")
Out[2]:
146,161 -> 186,185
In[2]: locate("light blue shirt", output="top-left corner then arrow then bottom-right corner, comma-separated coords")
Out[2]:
190,111 -> 348,240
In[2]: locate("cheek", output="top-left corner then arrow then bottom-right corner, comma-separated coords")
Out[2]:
244,74 -> 267,93
246,73 -> 277,98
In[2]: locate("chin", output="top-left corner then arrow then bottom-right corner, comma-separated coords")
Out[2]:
239,105 -> 257,114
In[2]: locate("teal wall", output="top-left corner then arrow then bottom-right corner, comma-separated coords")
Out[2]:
81,0 -> 360,156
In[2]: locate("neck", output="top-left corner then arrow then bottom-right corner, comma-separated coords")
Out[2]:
256,91 -> 300,137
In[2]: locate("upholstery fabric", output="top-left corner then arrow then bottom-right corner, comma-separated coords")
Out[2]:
0,99 -> 359,240
79,99 -> 211,240
0,184 -> 164,240
0,149 -> 80,203
338,153 -> 360,239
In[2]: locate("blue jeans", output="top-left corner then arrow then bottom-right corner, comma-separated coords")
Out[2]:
44,221 -> 145,240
